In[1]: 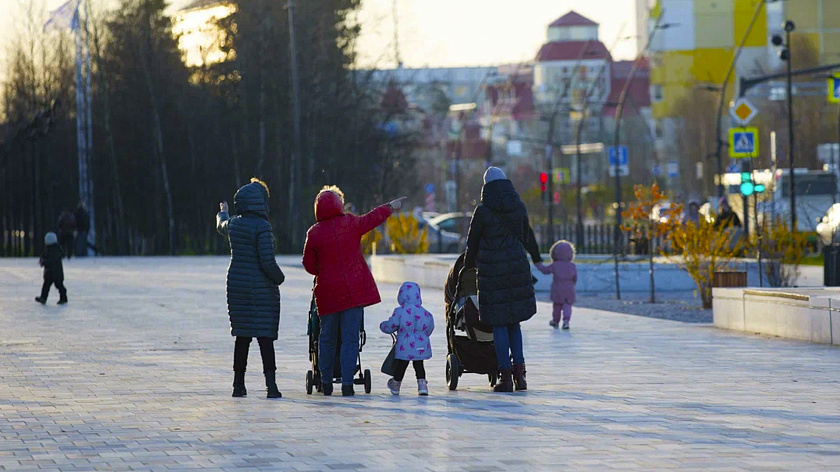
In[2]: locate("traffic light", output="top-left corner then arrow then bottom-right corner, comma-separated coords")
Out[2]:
540,172 -> 549,205
740,172 -> 755,196
755,183 -> 766,193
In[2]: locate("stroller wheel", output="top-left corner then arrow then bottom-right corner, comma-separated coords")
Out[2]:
446,354 -> 459,391
306,370 -> 314,395
488,372 -> 497,387
363,369 -> 372,394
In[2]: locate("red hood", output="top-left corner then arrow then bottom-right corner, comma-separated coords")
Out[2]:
315,191 -> 344,222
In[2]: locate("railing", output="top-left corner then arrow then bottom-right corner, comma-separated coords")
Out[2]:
537,223 -> 663,256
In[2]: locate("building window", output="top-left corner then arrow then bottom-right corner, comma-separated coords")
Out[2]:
651,84 -> 663,102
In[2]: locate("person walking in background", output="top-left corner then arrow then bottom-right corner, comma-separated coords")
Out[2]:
682,201 -> 701,227
714,198 -> 741,229
379,282 -> 434,396
216,179 -> 286,399
57,210 -> 75,259
35,232 -> 67,305
302,186 -> 404,396
537,241 -> 577,330
464,167 -> 543,393
74,203 -> 90,257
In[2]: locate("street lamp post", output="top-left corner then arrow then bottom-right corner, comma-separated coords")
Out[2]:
573,31 -> 631,251
611,15 -> 672,300
542,42 -> 598,246
773,20 -> 797,230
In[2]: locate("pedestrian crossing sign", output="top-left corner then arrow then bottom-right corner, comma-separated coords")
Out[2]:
830,75 -> 840,104
729,127 -> 759,158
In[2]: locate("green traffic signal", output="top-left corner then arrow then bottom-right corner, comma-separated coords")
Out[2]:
754,184 -> 766,193
740,182 -> 755,196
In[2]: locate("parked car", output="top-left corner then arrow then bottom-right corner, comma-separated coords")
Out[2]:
651,202 -> 679,224
427,212 -> 472,237
424,224 -> 463,253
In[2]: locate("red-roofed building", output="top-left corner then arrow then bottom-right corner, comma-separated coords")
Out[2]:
534,11 -> 612,111
549,11 -> 598,28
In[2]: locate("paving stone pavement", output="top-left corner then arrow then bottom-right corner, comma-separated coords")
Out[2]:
0,256 -> 839,472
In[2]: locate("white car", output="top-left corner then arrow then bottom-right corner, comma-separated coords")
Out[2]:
816,203 -> 840,245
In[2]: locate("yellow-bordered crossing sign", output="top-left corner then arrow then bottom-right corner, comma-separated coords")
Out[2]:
729,127 -> 759,158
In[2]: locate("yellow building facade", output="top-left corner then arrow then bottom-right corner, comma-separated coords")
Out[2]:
648,0 -> 840,120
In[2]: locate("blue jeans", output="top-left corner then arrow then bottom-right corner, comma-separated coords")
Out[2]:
493,323 -> 524,370
319,307 -> 363,386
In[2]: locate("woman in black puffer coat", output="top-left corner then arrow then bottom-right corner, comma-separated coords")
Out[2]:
217,179 -> 286,398
464,167 -> 543,393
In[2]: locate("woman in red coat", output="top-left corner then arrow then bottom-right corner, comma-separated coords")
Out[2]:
302,186 -> 404,396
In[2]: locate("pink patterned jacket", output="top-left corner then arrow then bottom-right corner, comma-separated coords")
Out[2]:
379,282 -> 435,361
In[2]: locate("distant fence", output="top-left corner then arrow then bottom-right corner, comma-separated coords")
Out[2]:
537,223 -> 663,256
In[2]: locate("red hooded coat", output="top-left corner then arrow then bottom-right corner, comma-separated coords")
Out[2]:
302,191 -> 392,316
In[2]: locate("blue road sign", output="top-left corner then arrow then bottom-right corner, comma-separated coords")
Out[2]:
831,76 -> 840,103
652,164 -> 661,177
727,163 -> 739,173
667,161 -> 679,178
608,146 -> 629,166
729,127 -> 759,158
425,183 -> 435,194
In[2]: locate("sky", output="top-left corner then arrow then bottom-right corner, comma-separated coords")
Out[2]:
353,0 -> 641,68
0,0 -> 640,73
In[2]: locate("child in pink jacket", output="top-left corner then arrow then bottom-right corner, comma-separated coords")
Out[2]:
537,240 -> 577,330
380,282 -> 435,395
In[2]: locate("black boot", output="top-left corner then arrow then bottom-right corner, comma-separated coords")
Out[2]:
35,297 -> 46,305
342,384 -> 355,396
494,368 -> 514,393
265,372 -> 282,398
322,382 -> 333,396
513,364 -> 527,391
232,370 -> 247,397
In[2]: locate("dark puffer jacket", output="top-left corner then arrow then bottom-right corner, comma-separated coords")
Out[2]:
464,179 -> 542,327
216,182 -> 286,339
40,244 -> 64,280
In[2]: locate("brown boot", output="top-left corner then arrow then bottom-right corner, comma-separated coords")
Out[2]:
493,368 -> 513,392
513,364 -> 527,391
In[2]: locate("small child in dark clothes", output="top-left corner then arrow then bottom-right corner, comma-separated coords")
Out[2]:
36,232 -> 67,305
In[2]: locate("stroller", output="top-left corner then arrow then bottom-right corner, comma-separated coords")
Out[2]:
305,286 -> 372,395
444,253 -> 498,390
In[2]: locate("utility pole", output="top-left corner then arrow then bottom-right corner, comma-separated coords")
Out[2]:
611,15 -> 671,300
785,23 -> 797,231
287,0 -> 303,250
573,28 -> 629,251
543,41 -> 596,246
712,0 -> 771,199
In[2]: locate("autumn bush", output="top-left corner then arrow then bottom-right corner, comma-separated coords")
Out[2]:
751,218 -> 810,287
385,213 -> 429,254
361,229 -> 382,255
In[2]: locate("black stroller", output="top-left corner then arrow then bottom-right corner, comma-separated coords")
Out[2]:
305,290 -> 372,394
444,253 -> 498,390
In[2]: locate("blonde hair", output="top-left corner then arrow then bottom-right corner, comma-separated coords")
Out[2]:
250,177 -> 270,197
318,185 -> 345,203
314,185 -> 346,215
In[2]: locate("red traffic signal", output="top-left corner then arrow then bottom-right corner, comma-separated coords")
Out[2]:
539,172 -> 548,184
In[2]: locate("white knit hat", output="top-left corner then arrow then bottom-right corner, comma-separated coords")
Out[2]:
483,166 -> 506,184
45,232 -> 58,245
